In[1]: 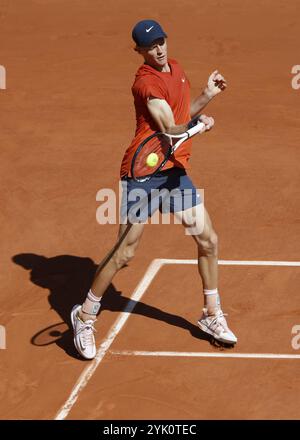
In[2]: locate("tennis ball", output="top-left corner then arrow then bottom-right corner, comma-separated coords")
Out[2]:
146,152 -> 159,167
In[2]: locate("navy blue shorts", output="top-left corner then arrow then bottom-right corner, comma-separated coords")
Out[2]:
120,168 -> 202,223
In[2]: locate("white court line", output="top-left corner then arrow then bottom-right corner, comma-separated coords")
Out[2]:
159,259 -> 300,267
55,258 -> 164,420
55,257 -> 300,420
110,350 -> 300,360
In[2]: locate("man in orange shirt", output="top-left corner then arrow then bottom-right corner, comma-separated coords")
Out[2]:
71,20 -> 237,359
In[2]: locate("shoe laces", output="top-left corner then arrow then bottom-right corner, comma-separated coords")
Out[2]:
77,319 -> 97,347
206,310 -> 229,333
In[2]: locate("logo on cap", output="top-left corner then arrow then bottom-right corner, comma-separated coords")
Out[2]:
132,19 -> 167,47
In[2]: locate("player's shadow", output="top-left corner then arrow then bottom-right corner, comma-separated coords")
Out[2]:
12,253 -> 230,359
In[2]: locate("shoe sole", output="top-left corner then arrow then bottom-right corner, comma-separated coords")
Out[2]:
71,305 -> 96,360
197,320 -> 237,344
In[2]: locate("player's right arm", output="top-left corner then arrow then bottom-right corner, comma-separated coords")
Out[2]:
147,97 -> 214,134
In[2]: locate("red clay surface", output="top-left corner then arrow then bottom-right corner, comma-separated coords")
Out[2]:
1,0 -> 300,420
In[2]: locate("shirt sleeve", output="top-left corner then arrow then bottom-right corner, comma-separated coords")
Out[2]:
133,78 -> 166,101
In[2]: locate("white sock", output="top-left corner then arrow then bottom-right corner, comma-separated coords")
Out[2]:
81,289 -> 102,316
203,288 -> 221,314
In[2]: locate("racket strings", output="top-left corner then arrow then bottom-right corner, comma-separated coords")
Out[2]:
133,134 -> 171,177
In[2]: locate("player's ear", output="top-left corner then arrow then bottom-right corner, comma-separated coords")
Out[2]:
134,45 -> 141,53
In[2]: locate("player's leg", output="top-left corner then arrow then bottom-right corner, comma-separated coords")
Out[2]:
175,205 -> 219,304
71,222 -> 145,359
71,170 -> 173,359
176,205 -> 218,298
82,221 -> 145,320
175,205 -> 237,344
172,171 -> 237,344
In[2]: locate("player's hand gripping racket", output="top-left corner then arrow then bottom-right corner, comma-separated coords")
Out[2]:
131,116 -> 205,182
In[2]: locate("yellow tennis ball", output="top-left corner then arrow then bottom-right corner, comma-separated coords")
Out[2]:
146,152 -> 159,167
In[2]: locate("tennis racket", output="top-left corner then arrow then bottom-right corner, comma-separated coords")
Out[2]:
131,116 -> 205,182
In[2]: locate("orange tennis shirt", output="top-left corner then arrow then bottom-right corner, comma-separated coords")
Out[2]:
120,58 -> 192,178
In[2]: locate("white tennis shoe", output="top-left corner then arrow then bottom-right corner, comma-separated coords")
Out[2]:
71,304 -> 97,359
198,308 -> 237,344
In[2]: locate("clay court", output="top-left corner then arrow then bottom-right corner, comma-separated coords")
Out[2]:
1,0 -> 300,420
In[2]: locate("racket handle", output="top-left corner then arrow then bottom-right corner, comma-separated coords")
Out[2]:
187,121 -> 205,137
188,114 -> 202,129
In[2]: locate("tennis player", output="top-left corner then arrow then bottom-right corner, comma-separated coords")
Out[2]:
71,20 -> 237,359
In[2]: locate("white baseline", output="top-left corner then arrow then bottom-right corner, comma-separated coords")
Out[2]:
110,350 -> 300,360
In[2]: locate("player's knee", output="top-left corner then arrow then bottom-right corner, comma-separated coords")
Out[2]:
113,245 -> 136,270
124,244 -> 136,263
197,232 -> 218,257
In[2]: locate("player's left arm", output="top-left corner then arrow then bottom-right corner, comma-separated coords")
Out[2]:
190,70 -> 227,118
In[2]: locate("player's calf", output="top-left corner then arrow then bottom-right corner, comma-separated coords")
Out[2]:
196,231 -> 218,257
112,244 -> 136,270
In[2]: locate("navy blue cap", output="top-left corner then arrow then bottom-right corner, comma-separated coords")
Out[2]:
132,19 -> 167,47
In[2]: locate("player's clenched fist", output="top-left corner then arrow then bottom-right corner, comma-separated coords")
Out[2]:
199,114 -> 215,131
206,70 -> 227,97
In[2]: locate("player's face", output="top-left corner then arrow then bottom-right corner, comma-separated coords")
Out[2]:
139,38 -> 168,70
